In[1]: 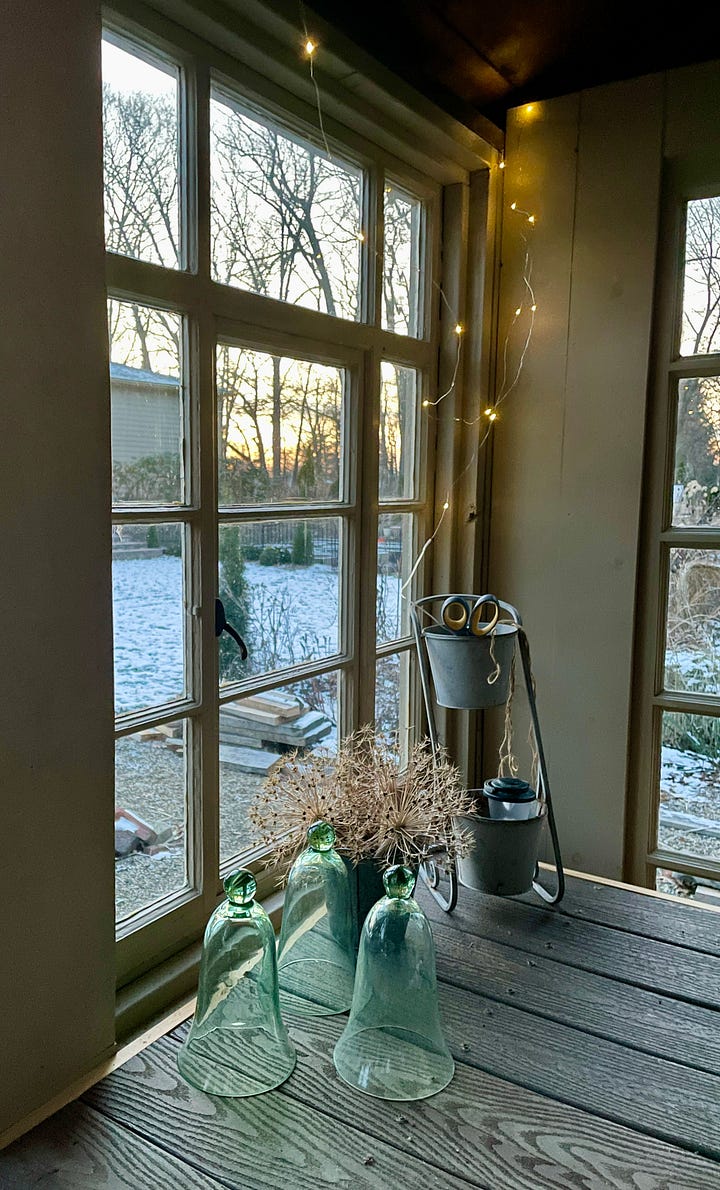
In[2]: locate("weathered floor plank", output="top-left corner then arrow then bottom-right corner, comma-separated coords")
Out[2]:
521,873 -> 720,956
420,884 -> 720,1009
84,1042 -> 477,1190
429,912 -> 720,1074
433,979 -> 720,1160
88,1026 -> 720,1190
0,1099 -> 227,1189
10,875 -> 720,1189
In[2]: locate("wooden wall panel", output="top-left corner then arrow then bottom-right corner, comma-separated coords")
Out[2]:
0,0 -> 116,1138
488,76 -> 663,877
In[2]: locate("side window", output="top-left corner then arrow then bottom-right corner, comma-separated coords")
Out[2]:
633,185 -> 720,900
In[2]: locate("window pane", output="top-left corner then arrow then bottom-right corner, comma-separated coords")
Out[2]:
375,651 -> 411,759
666,547 -> 720,696
220,675 -> 338,866
113,523 -> 186,714
658,710 -> 720,865
655,869 -> 702,899
109,299 -> 183,505
115,718 -> 189,922
102,37 -> 180,268
211,91 -> 361,320
219,519 -> 341,684
377,512 -> 413,644
382,185 -> 422,337
217,345 -> 343,505
379,363 -> 417,500
672,377 -> 720,526
681,196 -> 720,356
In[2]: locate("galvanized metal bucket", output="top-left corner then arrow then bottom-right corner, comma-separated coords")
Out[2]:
423,623 -> 517,709
455,805 -> 547,896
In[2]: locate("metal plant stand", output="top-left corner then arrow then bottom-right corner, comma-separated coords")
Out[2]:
411,594 -> 564,911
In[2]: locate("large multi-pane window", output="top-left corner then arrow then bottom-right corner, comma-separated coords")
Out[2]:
102,20 -> 439,969
632,173 -> 720,898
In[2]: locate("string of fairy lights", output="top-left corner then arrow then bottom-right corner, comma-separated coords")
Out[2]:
295,22 -> 538,594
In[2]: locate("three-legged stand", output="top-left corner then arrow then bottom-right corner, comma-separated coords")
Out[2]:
411,594 -> 564,910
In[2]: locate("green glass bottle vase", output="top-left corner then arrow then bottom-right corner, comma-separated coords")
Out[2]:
276,820 -> 356,1015
332,864 -> 454,1100
177,868 -> 296,1097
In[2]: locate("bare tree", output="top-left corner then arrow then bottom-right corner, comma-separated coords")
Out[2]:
684,197 -> 720,355
210,100 -> 361,318
103,85 -> 179,267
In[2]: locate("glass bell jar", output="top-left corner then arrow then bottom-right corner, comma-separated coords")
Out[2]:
276,820 -> 356,1016
177,868 -> 296,1097
332,864 -> 454,1101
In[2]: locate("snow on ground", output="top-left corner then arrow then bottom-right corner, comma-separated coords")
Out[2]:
113,553 -> 402,918
113,555 -> 401,712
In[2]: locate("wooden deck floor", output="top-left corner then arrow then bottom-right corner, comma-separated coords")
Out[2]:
3,872 -> 720,1188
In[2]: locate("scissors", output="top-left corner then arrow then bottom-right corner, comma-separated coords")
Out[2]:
440,595 -> 499,637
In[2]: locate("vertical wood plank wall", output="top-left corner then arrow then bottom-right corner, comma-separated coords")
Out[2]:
489,75 -> 665,877
0,1 -> 116,1138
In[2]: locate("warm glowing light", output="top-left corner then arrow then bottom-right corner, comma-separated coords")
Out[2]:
525,104 -> 534,114
531,304 -> 537,312
489,412 -> 498,422
422,399 -> 430,407
515,307 -> 522,316
454,323 -> 464,335
528,214 -> 536,225
304,39 -> 317,56
510,202 -> 517,210
498,160 -> 506,169
443,500 -> 449,510
484,407 -> 493,416
357,230 -> 365,242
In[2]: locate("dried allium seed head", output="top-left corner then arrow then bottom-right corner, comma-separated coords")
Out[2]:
248,728 -> 474,870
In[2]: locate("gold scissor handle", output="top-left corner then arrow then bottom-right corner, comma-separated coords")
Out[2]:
441,597 -> 470,632
469,598 -> 499,637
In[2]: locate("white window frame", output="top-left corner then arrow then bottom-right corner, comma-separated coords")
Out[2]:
629,156 -> 720,890
104,0 -> 500,1016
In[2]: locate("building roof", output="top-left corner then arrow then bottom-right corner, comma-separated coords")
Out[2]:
110,361 -> 179,387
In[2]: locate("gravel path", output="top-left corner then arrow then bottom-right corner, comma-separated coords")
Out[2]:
115,736 -> 264,920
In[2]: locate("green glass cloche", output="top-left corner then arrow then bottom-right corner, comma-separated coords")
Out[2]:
276,820 -> 356,1016
333,864 -> 454,1100
177,868 -> 296,1097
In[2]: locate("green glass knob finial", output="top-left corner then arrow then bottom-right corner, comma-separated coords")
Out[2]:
307,820 -> 336,852
224,868 -> 257,906
383,864 -> 416,899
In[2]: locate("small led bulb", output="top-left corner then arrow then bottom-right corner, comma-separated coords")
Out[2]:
304,39 -> 317,56
510,202 -> 517,210
454,323 -> 464,335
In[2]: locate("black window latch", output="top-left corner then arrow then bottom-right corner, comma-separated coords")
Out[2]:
215,598 -> 248,661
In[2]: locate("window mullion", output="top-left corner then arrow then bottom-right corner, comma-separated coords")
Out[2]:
355,347 -> 381,731
194,61 -> 211,284
196,303 -> 220,912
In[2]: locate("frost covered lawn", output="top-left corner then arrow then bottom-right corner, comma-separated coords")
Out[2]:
113,553 -> 402,919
